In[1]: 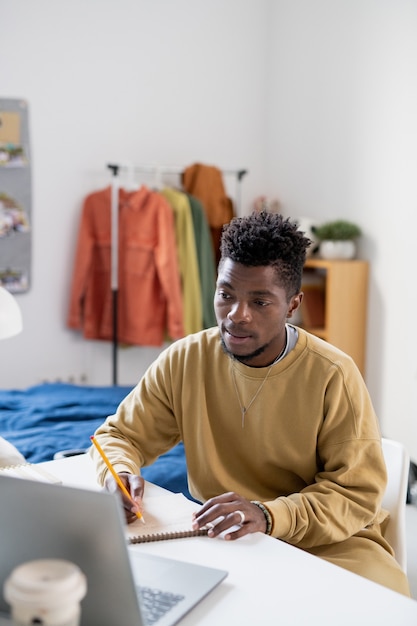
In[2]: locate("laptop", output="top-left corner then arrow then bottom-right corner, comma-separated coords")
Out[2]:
0,475 -> 227,626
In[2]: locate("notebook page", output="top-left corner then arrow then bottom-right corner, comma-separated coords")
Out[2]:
125,493 -> 200,540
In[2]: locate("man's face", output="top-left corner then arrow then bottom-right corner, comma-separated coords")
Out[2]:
214,258 -> 302,367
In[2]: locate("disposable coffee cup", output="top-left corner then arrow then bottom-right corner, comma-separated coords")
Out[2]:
4,559 -> 87,626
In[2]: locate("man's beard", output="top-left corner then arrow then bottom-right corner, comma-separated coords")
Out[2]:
219,335 -> 268,365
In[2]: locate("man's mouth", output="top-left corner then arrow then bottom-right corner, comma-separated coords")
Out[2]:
224,327 -> 252,341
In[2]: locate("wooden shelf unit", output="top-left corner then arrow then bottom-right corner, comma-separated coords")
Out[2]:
300,258 -> 369,375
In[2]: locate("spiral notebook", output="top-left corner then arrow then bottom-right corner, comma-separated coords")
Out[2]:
126,493 -> 209,544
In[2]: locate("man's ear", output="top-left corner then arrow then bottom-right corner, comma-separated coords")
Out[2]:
286,292 -> 303,319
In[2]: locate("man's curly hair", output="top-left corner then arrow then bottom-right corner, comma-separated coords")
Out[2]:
220,212 -> 311,298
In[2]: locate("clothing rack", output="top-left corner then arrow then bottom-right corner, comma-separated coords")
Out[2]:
107,162 -> 248,385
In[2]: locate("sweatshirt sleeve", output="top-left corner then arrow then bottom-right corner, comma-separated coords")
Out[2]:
91,357 -> 181,486
264,365 -> 387,549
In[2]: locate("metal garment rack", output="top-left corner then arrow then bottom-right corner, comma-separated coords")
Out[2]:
107,162 -> 248,385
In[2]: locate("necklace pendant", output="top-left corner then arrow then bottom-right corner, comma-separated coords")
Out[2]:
231,361 -> 274,429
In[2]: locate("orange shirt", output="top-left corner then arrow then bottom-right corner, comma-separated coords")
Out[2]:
67,186 -> 184,346
182,163 -> 234,228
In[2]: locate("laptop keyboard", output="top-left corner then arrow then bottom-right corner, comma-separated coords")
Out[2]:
138,586 -> 185,625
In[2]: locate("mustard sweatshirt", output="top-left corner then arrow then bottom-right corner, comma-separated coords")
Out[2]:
92,326 -> 387,550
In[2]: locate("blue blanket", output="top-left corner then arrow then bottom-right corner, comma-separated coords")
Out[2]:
0,382 -> 191,499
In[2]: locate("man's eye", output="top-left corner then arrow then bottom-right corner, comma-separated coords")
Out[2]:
254,300 -> 269,307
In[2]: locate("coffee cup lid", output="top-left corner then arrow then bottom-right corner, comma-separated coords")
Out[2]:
4,559 -> 87,608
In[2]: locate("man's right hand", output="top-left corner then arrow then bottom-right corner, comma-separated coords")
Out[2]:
104,472 -> 145,523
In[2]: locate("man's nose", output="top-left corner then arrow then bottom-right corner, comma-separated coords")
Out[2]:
227,301 -> 251,323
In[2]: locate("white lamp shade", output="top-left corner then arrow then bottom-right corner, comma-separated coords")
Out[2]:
0,286 -> 23,339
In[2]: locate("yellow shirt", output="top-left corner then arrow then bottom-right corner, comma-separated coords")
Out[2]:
160,188 -> 202,335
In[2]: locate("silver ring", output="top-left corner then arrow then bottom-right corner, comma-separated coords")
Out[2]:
236,510 -> 245,525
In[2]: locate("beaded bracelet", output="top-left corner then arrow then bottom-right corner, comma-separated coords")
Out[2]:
251,500 -> 273,536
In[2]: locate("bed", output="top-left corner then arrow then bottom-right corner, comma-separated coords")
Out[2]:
0,382 -> 191,499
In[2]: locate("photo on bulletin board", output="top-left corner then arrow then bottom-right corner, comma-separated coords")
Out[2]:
0,98 -> 32,293
0,111 -> 28,166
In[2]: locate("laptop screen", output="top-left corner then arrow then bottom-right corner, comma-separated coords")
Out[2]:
0,475 -> 227,626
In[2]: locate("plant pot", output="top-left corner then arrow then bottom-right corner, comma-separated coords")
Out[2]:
319,240 -> 356,260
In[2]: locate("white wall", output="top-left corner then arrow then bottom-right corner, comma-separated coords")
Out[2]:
266,0 -> 417,459
0,0 -> 269,385
1,1 -> 417,460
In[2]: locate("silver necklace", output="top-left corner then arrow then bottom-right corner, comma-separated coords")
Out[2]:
231,328 -> 289,428
231,361 -> 275,428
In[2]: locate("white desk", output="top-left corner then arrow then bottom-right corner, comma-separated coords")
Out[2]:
35,454 -> 417,625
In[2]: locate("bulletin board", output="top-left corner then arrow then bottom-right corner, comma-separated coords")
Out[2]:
0,98 -> 32,293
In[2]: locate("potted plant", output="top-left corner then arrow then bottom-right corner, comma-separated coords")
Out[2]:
312,220 -> 362,259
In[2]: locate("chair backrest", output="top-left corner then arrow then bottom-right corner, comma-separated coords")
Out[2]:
381,437 -> 409,572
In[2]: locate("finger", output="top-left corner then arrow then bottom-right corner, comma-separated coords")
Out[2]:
194,501 -> 267,539
192,502 -> 230,530
125,474 -> 145,510
204,510 -> 248,538
105,473 -> 142,515
223,525 -> 251,541
194,492 -> 238,517
104,476 -> 134,521
125,509 -> 141,524
193,492 -> 244,521
192,508 -> 244,538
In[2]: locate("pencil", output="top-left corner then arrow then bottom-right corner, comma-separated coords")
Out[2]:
90,436 -> 145,523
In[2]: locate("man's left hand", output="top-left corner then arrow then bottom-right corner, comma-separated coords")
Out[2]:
191,491 -> 267,540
